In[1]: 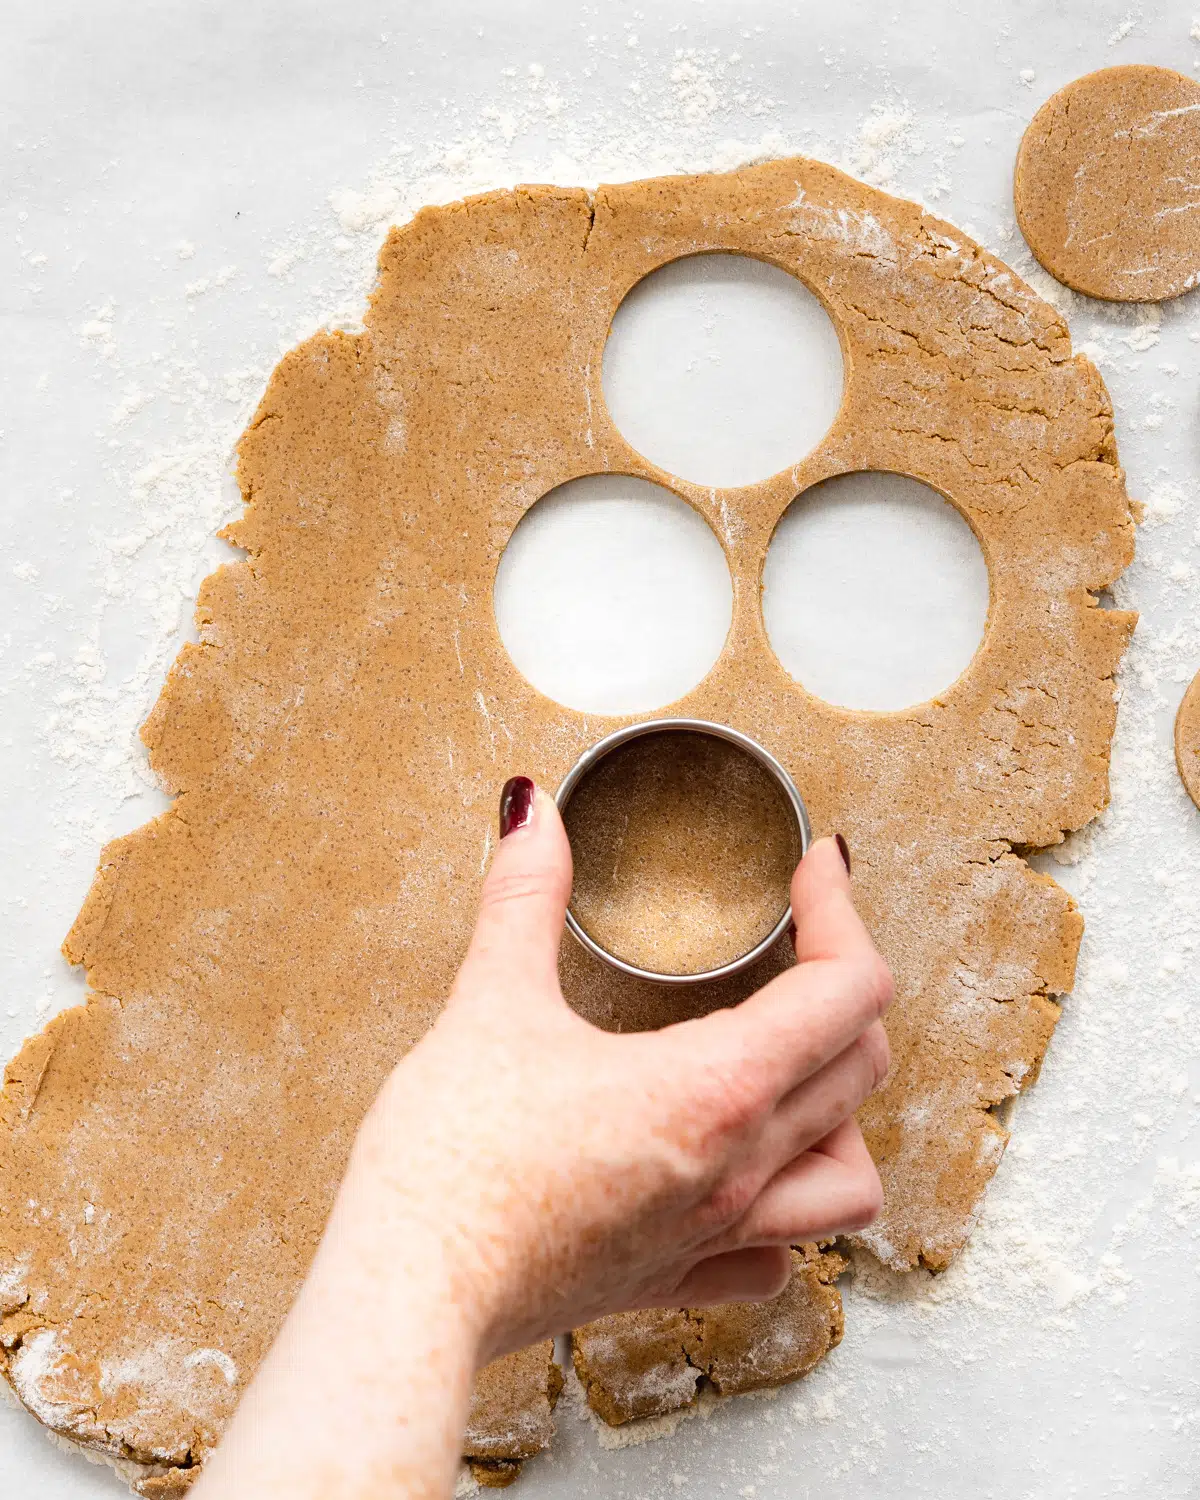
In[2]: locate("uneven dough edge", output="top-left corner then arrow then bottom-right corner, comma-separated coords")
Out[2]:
572,1246 -> 845,1426
0,1342 -> 562,1495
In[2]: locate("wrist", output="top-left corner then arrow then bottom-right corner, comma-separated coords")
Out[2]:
208,1206 -> 483,1499
317,1164 -> 492,1368
195,1208 -> 483,1500
336,1089 -> 527,1362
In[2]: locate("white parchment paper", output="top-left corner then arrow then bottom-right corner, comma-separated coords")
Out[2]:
2,2 -> 1199,1495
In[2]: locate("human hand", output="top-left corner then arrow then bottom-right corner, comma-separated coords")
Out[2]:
195,776 -> 892,1500
340,776 -> 892,1364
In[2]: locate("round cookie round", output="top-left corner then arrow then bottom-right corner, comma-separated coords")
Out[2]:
1014,64 -> 1200,302
1175,671 -> 1200,809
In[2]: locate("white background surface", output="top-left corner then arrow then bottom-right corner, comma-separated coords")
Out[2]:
4,2 -> 1200,1496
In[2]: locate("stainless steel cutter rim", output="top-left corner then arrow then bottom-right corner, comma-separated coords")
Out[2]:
555,717 -> 812,986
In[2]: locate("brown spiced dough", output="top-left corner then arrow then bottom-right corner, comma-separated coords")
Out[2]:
1174,671 -> 1200,810
572,1246 -> 844,1426
465,1342 -> 563,1487
563,728 -> 799,974
0,158 -> 1134,1487
1014,64 -> 1200,303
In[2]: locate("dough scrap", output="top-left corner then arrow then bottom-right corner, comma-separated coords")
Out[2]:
0,158 -> 1134,1485
573,1246 -> 843,1425
465,1341 -> 562,1485
1014,64 -> 1200,302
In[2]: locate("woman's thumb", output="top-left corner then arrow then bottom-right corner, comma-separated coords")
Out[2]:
464,777 -> 573,981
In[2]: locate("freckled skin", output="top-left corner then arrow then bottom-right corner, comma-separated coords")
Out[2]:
193,801 -> 890,1499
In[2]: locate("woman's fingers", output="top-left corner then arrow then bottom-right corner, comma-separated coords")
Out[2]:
764,837 -> 893,1090
676,839 -> 892,1108
727,1118 -> 884,1247
658,839 -> 893,1129
657,1246 -> 793,1308
457,781 -> 573,994
789,835 -> 876,967
756,1021 -> 890,1178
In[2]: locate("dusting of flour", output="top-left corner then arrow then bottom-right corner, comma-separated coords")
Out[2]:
5,20 -> 1200,1499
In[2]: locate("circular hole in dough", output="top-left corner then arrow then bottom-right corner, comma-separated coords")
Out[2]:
601,252 -> 844,488
494,473 -> 733,715
762,471 -> 990,712
1014,64 -> 1200,303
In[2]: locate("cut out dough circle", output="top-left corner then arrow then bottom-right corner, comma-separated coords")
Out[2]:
1015,64 -> 1200,303
0,158 -> 1134,1488
1175,671 -> 1200,810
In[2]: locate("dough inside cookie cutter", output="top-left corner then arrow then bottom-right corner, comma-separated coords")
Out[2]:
555,718 -> 811,984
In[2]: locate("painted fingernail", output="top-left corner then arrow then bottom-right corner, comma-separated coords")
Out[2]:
499,776 -> 535,838
835,833 -> 851,875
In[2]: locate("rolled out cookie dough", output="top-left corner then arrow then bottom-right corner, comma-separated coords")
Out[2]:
1014,65 -> 1200,302
1,157 -> 1134,1487
1175,671 -> 1200,810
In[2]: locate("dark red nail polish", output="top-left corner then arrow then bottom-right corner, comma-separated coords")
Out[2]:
835,833 -> 851,875
499,776 -> 535,838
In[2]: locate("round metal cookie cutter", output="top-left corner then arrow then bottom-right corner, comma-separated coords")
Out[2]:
555,718 -> 812,986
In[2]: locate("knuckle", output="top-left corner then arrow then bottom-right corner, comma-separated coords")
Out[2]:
863,955 -> 894,1020
740,1207 -> 788,1249
859,1023 -> 891,1094
844,1166 -> 885,1231
696,1054 -> 770,1137
481,867 -> 560,910
713,1081 -> 762,1136
706,1173 -> 758,1229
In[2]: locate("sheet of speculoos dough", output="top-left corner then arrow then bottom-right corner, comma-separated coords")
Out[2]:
0,156 -> 1134,1491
